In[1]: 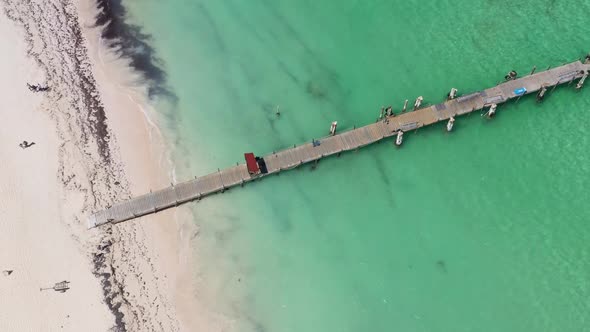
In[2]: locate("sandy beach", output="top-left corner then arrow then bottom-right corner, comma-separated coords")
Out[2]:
0,0 -> 225,331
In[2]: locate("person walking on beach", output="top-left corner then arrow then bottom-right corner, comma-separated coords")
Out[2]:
19,140 -> 35,149
26,83 -> 49,92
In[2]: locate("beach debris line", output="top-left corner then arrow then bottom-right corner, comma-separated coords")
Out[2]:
40,280 -> 70,293
26,83 -> 49,92
19,140 -> 36,149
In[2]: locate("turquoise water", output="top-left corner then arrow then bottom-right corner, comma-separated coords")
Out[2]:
121,1 -> 590,331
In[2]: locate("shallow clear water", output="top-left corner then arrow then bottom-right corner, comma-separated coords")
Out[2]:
121,1 -> 590,331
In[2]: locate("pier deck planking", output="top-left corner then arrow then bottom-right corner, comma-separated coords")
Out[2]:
88,61 -> 589,228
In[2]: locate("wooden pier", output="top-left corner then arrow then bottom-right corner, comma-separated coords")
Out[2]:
88,60 -> 590,228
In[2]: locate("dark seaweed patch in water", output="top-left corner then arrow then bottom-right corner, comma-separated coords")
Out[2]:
278,61 -> 301,85
372,154 -> 396,206
306,80 -> 328,100
94,0 -> 176,101
244,314 -> 268,332
196,3 -> 227,51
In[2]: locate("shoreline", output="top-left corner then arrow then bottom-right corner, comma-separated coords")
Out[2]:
76,1 -> 232,329
0,0 -> 227,331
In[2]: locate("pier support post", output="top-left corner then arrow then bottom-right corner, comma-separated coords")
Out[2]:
576,71 -> 588,90
446,117 -> 455,132
537,85 -> 547,102
484,104 -> 497,118
551,80 -> 560,93
395,130 -> 404,146
568,75 -> 575,86
447,88 -> 458,100
329,121 -> 338,136
530,66 -> 536,75
413,96 -> 423,111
